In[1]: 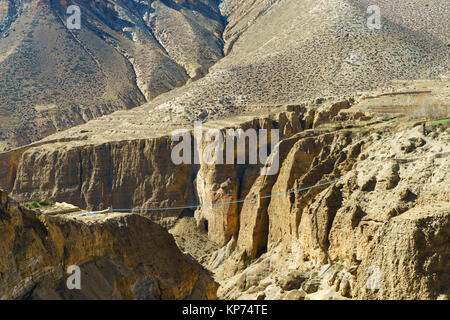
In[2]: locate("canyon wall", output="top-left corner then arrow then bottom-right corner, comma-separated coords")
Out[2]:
214,118 -> 449,300
0,188 -> 217,299
1,96 -> 449,300
3,104 -> 315,226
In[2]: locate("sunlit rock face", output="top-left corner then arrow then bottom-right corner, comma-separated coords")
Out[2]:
0,189 -> 218,300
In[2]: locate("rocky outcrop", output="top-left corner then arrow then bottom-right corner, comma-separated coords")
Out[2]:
2,104 -> 312,227
214,122 -> 449,300
352,205 -> 449,299
1,93 -> 449,300
9,136 -> 197,223
0,189 -> 217,300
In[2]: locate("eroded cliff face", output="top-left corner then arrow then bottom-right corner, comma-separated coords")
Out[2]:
0,189 -> 218,299
3,104 -> 316,228
189,96 -> 448,300
212,120 -> 449,300
0,89 -> 449,300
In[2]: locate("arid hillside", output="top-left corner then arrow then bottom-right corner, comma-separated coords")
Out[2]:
140,0 -> 448,127
1,0 -> 449,151
0,0 -> 224,150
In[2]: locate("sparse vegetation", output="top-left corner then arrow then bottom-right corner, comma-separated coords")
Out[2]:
39,200 -> 51,206
432,118 -> 450,124
244,258 -> 258,267
24,200 -> 51,208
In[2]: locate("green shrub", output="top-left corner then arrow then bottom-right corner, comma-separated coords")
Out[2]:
39,200 -> 51,206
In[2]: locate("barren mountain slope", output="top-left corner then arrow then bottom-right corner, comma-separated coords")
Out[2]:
152,0 -> 448,122
2,0 -> 448,151
12,0 -> 447,144
0,0 -> 224,150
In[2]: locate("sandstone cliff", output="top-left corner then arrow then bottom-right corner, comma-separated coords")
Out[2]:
0,82 -> 449,300
0,189 -> 217,299
213,120 -> 449,300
